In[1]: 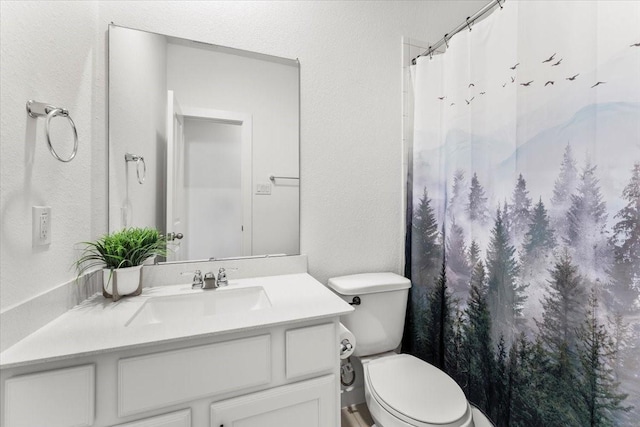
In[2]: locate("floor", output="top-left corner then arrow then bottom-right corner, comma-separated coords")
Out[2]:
341,403 -> 495,427
341,403 -> 375,427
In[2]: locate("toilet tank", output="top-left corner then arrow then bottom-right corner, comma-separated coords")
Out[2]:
327,272 -> 411,357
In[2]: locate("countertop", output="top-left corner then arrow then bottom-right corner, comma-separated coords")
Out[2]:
0,273 -> 353,369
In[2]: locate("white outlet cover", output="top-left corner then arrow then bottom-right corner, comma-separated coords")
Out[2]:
32,206 -> 52,246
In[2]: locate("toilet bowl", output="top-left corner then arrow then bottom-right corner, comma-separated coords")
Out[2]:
328,273 -> 490,427
362,354 -> 473,427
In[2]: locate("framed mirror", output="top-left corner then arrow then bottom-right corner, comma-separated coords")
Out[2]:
108,25 -> 300,263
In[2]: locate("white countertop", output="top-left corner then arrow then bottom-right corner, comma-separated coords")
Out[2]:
0,273 -> 353,369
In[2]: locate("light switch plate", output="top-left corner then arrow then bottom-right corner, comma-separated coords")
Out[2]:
32,206 -> 52,246
256,183 -> 271,195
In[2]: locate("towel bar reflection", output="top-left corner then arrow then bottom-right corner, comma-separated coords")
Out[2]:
125,153 -> 146,184
26,100 -> 79,163
269,175 -> 299,182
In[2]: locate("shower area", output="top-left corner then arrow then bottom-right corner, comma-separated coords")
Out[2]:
404,1 -> 640,425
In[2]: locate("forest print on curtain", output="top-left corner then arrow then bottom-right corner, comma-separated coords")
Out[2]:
405,1 -> 640,426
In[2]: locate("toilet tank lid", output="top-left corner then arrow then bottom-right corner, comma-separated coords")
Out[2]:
327,272 -> 411,295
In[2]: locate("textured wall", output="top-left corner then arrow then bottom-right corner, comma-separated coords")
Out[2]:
0,1 -> 489,312
0,1 -> 103,311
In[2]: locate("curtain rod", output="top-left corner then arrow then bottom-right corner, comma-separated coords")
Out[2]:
412,0 -> 505,65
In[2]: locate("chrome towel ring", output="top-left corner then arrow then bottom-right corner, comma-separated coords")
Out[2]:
26,100 -> 79,163
125,153 -> 146,184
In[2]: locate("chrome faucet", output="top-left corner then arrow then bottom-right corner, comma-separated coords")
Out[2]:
186,268 -> 231,290
217,268 -> 229,287
202,272 -> 218,290
184,270 -> 220,290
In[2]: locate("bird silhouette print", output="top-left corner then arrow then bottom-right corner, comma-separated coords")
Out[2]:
542,53 -> 556,63
631,42 -> 640,47
426,37 -> 628,106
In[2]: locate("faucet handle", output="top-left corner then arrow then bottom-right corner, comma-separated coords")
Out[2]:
217,268 -> 228,285
217,267 -> 237,286
182,270 -> 203,288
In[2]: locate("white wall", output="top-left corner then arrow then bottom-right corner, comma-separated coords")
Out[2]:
166,42 -> 300,257
109,26 -> 167,231
0,1 -> 102,312
0,1 -> 490,315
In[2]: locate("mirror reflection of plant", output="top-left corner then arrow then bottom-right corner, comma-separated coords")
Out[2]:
76,227 -> 168,275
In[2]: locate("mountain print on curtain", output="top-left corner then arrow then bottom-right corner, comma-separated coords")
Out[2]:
405,1 -> 640,426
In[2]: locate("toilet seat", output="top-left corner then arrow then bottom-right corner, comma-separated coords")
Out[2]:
364,354 -> 473,427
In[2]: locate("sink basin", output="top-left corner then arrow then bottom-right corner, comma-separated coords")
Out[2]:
126,286 -> 272,327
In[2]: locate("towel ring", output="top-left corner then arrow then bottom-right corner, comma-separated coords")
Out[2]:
125,153 -> 146,184
26,100 -> 79,163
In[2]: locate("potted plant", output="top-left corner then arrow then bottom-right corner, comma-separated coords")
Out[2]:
76,227 -> 168,301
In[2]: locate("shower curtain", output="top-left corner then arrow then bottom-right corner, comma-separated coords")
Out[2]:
405,1 -> 640,426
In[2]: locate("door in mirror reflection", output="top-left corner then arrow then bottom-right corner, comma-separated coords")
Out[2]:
184,116 -> 248,260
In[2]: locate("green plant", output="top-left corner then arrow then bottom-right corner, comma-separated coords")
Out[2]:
76,227 -> 168,274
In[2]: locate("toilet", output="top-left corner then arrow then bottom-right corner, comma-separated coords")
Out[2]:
328,272 -> 481,427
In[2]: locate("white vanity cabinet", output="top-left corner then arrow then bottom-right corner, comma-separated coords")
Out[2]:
1,272 -> 353,427
1,320 -> 341,427
210,375 -> 336,427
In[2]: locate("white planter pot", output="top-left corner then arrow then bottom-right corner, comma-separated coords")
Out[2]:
103,265 -> 143,300
143,256 -> 156,266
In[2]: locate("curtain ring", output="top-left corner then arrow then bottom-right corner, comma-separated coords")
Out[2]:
45,108 -> 78,163
429,46 -> 433,60
466,17 -> 473,32
444,34 -> 449,48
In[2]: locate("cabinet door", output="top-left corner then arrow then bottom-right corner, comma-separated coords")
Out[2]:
285,323 -> 335,380
210,375 -> 336,427
4,364 -> 95,427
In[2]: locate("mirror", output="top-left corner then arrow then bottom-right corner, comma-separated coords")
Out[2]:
108,25 -> 300,263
